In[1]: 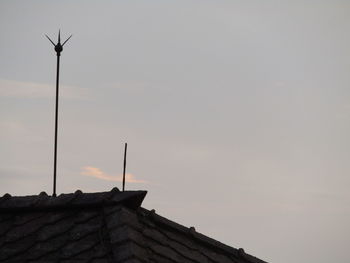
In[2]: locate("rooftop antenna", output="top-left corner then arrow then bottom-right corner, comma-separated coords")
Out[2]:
122,143 -> 128,191
45,30 -> 72,197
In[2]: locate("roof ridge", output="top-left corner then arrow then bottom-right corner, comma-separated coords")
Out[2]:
139,208 -> 267,263
0,189 -> 147,212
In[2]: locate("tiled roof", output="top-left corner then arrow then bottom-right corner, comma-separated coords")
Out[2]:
0,188 -> 267,263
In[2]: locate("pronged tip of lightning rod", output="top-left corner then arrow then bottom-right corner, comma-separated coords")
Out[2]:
45,30 -> 72,55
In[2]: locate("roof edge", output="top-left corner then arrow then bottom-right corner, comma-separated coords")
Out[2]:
139,207 -> 268,263
0,188 -> 147,213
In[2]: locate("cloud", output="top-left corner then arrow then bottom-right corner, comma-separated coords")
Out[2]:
0,121 -> 25,133
80,166 -> 146,183
0,79 -> 88,100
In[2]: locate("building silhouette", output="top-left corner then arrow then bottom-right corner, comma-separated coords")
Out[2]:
0,188 -> 267,262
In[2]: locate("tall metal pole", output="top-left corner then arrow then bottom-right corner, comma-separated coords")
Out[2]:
53,49 -> 60,197
46,31 -> 72,197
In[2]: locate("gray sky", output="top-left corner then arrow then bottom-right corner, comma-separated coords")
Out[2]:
1,1 -> 350,262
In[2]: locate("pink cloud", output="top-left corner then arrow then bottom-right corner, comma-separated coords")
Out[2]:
80,166 -> 146,183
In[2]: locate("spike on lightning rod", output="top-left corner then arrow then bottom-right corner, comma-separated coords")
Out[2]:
45,30 -> 72,197
122,143 -> 128,192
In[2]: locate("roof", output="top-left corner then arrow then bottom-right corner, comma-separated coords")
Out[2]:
0,188 -> 268,263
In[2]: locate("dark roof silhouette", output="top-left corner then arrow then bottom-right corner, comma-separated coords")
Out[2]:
0,188 -> 267,263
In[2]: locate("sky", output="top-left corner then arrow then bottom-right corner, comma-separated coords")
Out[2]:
1,1 -> 350,262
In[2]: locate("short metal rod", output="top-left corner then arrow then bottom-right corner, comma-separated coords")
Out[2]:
122,143 -> 128,191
